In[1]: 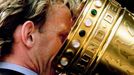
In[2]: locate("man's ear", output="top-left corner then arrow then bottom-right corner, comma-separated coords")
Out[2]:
21,21 -> 35,48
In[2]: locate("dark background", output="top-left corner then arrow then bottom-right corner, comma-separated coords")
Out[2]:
117,0 -> 134,13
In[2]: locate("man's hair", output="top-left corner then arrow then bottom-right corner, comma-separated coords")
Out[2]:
0,0 -> 49,56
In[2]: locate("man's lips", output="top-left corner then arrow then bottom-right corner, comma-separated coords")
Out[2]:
59,32 -> 68,43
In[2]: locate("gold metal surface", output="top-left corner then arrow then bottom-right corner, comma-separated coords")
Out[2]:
97,9 -> 134,75
52,0 -> 134,75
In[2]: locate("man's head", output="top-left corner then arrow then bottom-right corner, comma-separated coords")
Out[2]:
0,0 -> 76,75
0,0 -> 49,56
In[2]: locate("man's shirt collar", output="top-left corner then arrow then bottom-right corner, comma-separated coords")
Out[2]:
0,62 -> 38,75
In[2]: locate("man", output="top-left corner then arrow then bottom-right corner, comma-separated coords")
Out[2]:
0,0 -> 133,75
0,0 -> 79,75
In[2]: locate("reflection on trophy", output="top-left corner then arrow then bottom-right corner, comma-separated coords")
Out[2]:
53,0 -> 134,75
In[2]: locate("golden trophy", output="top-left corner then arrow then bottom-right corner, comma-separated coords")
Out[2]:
53,0 -> 134,75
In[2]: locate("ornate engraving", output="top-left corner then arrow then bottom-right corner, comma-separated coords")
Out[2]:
126,70 -> 134,75
87,40 -> 99,53
114,39 -> 134,59
94,30 -> 105,42
109,3 -> 118,13
104,13 -> 114,24
125,21 -> 134,37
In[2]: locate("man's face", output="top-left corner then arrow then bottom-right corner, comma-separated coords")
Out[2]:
34,3 -> 73,75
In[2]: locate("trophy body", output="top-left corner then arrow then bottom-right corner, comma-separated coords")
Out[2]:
53,0 -> 134,75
